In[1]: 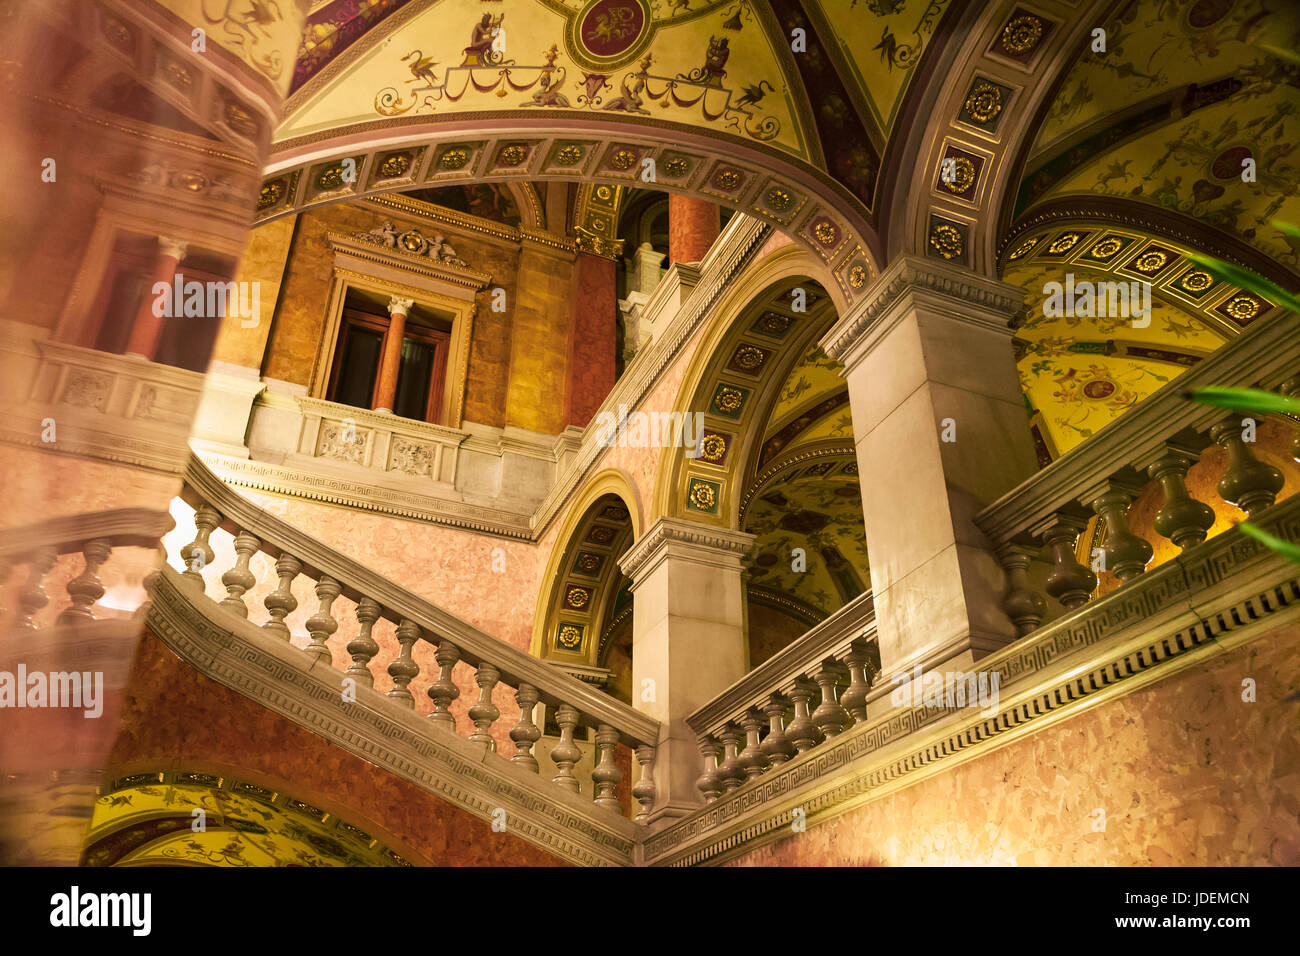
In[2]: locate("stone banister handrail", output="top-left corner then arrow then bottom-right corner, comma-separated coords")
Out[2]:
0,507 -> 173,630
688,591 -> 876,737
684,591 -> 878,802
178,452 -> 660,820
0,508 -> 173,558
971,307 -> 1299,639
976,308 -> 1299,546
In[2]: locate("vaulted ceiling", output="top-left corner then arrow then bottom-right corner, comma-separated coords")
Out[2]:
250,0 -> 1300,458
1004,0 -> 1300,460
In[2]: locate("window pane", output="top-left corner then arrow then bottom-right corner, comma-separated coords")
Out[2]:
335,326 -> 383,409
394,337 -> 434,421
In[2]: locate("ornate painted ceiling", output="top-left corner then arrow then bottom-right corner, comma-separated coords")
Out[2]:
83,771 -> 413,867
277,0 -> 967,213
1004,0 -> 1299,462
741,341 -> 865,620
1018,0 -> 1300,270
281,0 -> 811,159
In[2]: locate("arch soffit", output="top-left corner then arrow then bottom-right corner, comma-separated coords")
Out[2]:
882,0 -> 1127,274
529,468 -> 641,661
649,241 -> 843,528
255,120 -> 880,304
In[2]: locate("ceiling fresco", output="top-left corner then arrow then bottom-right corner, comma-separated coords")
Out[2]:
742,454 -> 867,619
741,339 -> 865,621
764,340 -> 850,445
279,0 -> 810,161
817,0 -> 952,136
83,772 -> 412,867
1002,227 -> 1247,460
1019,0 -> 1300,269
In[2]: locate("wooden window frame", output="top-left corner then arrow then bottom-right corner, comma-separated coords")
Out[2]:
325,306 -> 452,425
310,270 -> 475,430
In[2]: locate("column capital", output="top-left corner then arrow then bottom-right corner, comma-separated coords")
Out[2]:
618,516 -> 754,585
819,254 -> 1024,369
387,295 -> 415,316
158,237 -> 189,261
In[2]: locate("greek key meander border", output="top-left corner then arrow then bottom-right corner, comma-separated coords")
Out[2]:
145,573 -> 637,867
642,498 -> 1300,866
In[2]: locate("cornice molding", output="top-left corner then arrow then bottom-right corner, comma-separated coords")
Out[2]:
144,565 -> 639,867
619,516 -> 756,583
365,194 -> 522,246
820,255 -> 1022,365
327,232 -> 492,291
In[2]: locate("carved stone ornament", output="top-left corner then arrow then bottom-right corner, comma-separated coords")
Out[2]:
357,221 -> 469,267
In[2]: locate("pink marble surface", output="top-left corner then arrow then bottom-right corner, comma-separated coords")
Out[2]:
728,623 -> 1300,866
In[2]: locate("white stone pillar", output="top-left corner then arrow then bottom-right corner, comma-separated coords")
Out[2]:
619,517 -> 754,822
820,255 -> 1037,692
634,241 -> 666,295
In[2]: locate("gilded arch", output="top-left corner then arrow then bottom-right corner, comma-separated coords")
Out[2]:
650,241 -> 845,529
530,468 -> 642,689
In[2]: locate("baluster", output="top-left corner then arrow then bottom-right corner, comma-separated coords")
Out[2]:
386,618 -> 420,708
468,662 -> 501,749
263,553 -> 301,639
304,575 -> 341,664
1211,420 -> 1284,517
592,724 -> 623,811
716,723 -> 747,792
737,709 -> 771,778
840,640 -> 875,722
696,736 -> 723,802
428,640 -> 461,731
1147,448 -> 1215,550
14,547 -> 56,630
345,597 -> 381,688
550,704 -> 582,793
57,538 -> 111,624
1032,514 -> 1097,609
180,505 -> 219,591
812,661 -> 853,739
759,695 -> 797,766
510,682 -> 541,771
1088,482 -> 1152,582
1280,376 -> 1300,463
996,543 -> 1046,636
633,745 -> 656,822
785,677 -> 823,753
219,530 -> 260,618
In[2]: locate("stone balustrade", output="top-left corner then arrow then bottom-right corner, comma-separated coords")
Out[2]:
0,508 -> 175,630
977,308 -> 1299,635
169,453 -> 661,821
685,591 -> 878,802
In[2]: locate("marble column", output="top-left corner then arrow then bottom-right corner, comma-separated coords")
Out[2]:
564,252 -> 616,429
619,517 -> 754,820
820,255 -> 1038,689
668,195 -> 719,265
373,296 -> 413,414
123,237 -> 189,359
